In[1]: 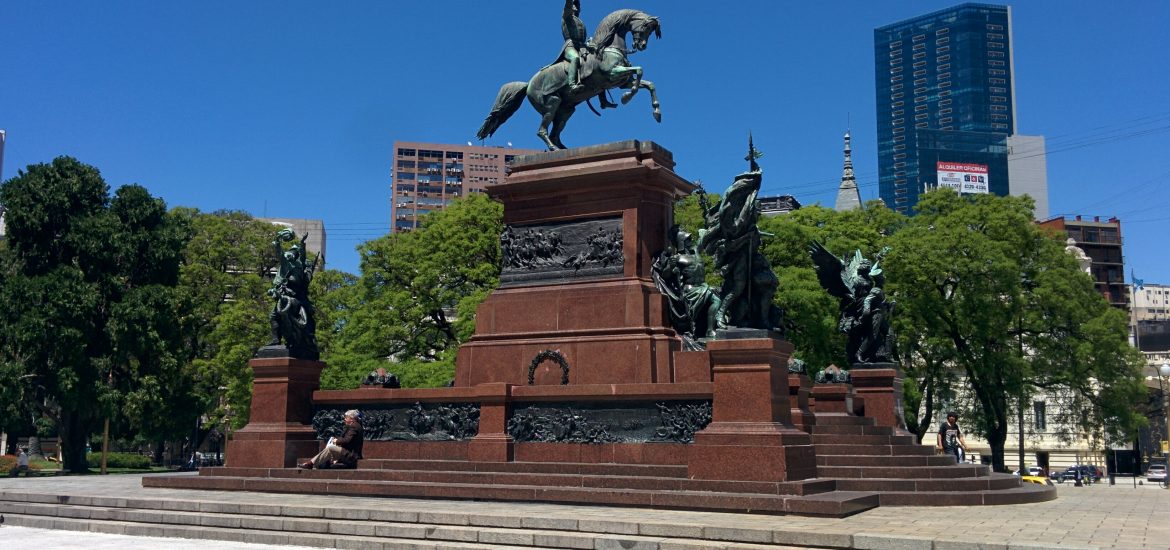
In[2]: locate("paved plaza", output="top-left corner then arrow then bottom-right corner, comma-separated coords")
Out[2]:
0,473 -> 1168,549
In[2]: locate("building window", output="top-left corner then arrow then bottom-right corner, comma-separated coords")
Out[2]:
895,161 -> 906,168
989,50 -> 1005,58
893,100 -> 905,107
993,123 -> 1009,129
939,81 -> 952,88
990,86 -> 1007,93
939,90 -> 952,96
890,40 -> 902,48
894,152 -> 907,159
915,122 -> 928,128
913,33 -> 925,42
890,59 -> 902,67
914,113 -> 928,121
936,28 -> 949,35
893,109 -> 905,116
988,41 -> 1004,48
914,78 -> 927,86
895,196 -> 908,204
913,43 -> 926,51
915,104 -> 927,112
989,60 -> 1005,67
397,148 -> 417,157
914,95 -> 927,103
891,66 -> 903,73
896,206 -> 908,213
913,69 -> 927,77
940,117 -> 952,124
894,135 -> 905,142
991,114 -> 1008,120
991,105 -> 1007,111
894,143 -> 906,151
893,118 -> 905,125
987,24 -> 1003,30
1033,401 -> 1047,431
893,127 -> 905,134
936,36 -> 950,45
914,87 -> 927,95
938,54 -> 951,62
938,63 -> 951,71
892,83 -> 904,91
990,69 -> 1006,75
913,61 -> 926,68
895,187 -> 907,195
913,52 -> 926,60
992,96 -> 1007,102
889,49 -> 903,58
990,78 -> 1007,85
937,72 -> 951,80
937,45 -> 950,53
892,92 -> 904,100
988,33 -> 1005,39
939,98 -> 952,106
891,74 -> 904,83
939,108 -> 952,115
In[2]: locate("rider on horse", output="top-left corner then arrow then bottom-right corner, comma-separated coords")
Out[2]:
561,0 -> 590,94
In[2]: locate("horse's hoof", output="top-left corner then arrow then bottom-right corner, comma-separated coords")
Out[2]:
621,94 -> 634,105
653,112 -> 662,123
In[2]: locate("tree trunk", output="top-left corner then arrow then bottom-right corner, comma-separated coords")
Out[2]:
58,409 -> 91,473
27,436 -> 44,459
153,440 -> 166,466
987,422 -> 1008,472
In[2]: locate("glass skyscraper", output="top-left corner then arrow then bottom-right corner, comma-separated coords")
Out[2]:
874,3 -> 1016,214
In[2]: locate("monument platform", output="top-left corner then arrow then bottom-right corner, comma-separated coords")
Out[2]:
144,141 -> 1053,516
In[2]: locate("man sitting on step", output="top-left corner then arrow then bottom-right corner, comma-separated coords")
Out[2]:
299,409 -> 364,469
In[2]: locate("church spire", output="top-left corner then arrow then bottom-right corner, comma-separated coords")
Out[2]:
834,130 -> 862,212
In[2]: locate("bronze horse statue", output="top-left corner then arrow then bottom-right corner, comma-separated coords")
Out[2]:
477,9 -> 662,151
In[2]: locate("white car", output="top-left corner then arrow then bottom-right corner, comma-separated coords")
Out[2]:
1147,464 -> 1167,482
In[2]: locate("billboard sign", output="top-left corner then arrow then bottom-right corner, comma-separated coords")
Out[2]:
937,161 -> 989,194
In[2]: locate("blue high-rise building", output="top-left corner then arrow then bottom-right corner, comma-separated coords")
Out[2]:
874,3 -> 1021,214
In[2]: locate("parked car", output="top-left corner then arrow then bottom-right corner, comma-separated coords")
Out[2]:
1056,465 -> 1100,483
1012,466 -> 1047,477
1147,464 -> 1167,483
1020,475 -> 1054,486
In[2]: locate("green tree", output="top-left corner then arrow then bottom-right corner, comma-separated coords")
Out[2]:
327,194 -> 503,388
885,190 -> 1145,471
0,157 -> 190,471
173,209 -> 279,431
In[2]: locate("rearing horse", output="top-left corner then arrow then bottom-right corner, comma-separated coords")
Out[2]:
477,9 -> 662,151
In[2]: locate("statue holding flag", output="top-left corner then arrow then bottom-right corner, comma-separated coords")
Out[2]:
695,135 -> 783,332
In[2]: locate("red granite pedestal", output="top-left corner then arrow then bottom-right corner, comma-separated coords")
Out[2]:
688,337 -> 817,482
851,365 -> 909,433
789,372 -> 816,432
454,141 -> 693,388
226,355 -> 324,468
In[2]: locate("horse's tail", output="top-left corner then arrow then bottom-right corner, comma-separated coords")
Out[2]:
476,81 -> 528,140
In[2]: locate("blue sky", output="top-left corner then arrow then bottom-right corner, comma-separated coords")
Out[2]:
3,1 -> 1168,279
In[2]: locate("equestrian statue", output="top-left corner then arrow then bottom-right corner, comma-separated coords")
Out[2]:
476,0 -> 662,151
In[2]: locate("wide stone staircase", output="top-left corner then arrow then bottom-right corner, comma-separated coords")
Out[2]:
147,457 -> 881,517
810,413 -> 1051,506
0,481 -> 869,549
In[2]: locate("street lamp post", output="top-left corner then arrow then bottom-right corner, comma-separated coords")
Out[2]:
1161,363 -> 1170,489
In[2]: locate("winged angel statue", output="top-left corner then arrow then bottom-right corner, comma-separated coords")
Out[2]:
809,242 -> 896,366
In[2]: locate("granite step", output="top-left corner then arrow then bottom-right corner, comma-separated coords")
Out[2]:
810,424 -> 898,436
201,466 -> 837,496
815,443 -> 937,456
832,474 -> 1022,492
359,459 -> 691,478
817,464 -> 990,479
875,483 -> 1057,506
142,474 -> 877,517
817,454 -> 958,467
811,433 -> 918,446
810,413 -> 875,426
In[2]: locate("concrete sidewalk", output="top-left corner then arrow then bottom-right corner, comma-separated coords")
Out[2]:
1,473 -> 1167,549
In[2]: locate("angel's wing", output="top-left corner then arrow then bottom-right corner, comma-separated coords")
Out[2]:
809,241 -> 851,299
